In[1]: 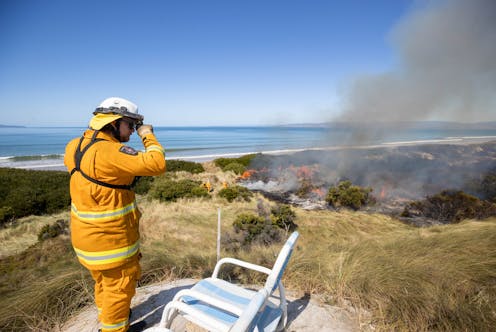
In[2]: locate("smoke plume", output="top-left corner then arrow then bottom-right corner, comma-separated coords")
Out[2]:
339,0 -> 496,123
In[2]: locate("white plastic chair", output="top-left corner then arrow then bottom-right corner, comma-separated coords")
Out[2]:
144,231 -> 299,332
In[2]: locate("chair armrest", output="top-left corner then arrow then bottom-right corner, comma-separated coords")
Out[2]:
173,288 -> 244,316
212,257 -> 272,278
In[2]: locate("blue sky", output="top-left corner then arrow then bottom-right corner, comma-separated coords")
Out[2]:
1,0 -> 494,126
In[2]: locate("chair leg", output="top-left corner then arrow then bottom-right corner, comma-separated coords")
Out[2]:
161,303 -> 179,328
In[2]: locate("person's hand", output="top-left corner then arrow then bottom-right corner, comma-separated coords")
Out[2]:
137,124 -> 153,137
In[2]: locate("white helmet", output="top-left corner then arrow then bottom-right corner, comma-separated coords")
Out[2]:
94,97 -> 144,122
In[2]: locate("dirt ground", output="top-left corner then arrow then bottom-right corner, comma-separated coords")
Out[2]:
61,279 -> 360,332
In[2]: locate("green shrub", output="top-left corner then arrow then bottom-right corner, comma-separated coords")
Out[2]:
214,154 -> 257,171
225,202 -> 297,250
233,213 -> 266,239
133,176 -> 155,195
166,159 -> 205,174
0,168 -> 70,224
402,190 -> 496,223
325,180 -> 373,210
37,219 -> 69,241
223,162 -> 245,175
229,212 -> 285,248
218,185 -> 253,202
270,204 -> 297,231
132,160 -> 204,195
148,178 -> 209,202
0,206 -> 15,225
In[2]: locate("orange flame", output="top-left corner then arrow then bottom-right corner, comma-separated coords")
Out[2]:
297,166 -> 313,178
239,169 -> 256,180
311,188 -> 326,197
379,186 -> 387,200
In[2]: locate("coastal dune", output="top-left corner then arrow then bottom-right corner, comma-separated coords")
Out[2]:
1,136 -> 496,331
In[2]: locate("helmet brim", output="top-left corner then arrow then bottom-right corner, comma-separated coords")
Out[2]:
89,113 -> 123,130
94,106 -> 144,122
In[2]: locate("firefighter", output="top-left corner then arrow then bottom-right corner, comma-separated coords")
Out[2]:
64,97 -> 166,332
202,179 -> 212,192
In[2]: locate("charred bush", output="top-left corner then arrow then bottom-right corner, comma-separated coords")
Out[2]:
325,180 -> 374,210
474,170 -> 496,203
296,178 -> 315,197
256,199 -> 271,220
402,190 -> 496,223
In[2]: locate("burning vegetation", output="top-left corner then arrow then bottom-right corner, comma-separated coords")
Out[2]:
235,141 -> 496,224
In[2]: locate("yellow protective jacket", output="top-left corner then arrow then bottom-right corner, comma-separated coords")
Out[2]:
64,129 -> 165,270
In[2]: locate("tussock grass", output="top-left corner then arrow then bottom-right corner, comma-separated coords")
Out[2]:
0,211 -> 70,258
138,199 -> 496,331
0,236 -> 92,331
2,190 -> 496,331
290,211 -> 496,331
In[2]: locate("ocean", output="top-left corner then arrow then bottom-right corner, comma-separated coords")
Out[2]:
1,125 -> 496,170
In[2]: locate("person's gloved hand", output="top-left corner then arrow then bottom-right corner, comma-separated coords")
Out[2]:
137,124 -> 153,137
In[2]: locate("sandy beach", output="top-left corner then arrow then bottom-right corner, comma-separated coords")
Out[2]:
5,135 -> 495,172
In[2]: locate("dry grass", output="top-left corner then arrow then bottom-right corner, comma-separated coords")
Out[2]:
0,211 -> 70,259
288,211 -> 496,331
2,180 -> 496,331
138,197 -> 496,331
0,235 -> 93,331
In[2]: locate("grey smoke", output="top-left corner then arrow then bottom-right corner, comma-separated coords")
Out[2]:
339,0 -> 496,123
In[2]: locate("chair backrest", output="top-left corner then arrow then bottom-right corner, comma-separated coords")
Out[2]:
263,231 -> 299,294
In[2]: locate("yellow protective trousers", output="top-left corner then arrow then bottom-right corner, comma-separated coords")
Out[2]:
90,259 -> 141,332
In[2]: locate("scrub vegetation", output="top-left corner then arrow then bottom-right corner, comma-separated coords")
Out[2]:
1,163 -> 496,331
0,168 -> 70,225
218,185 -> 253,202
325,180 -> 375,210
164,159 -> 205,174
401,190 -> 496,223
213,154 -> 257,174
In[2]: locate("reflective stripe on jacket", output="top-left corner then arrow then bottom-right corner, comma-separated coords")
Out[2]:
64,129 -> 166,270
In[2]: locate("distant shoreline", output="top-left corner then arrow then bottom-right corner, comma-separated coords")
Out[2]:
2,135 -> 495,171
0,124 -> 26,128
1,120 -> 496,130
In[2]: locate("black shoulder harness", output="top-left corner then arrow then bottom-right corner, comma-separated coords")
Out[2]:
70,131 -> 132,190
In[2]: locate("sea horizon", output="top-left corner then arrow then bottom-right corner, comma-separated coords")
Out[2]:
1,124 -> 496,171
